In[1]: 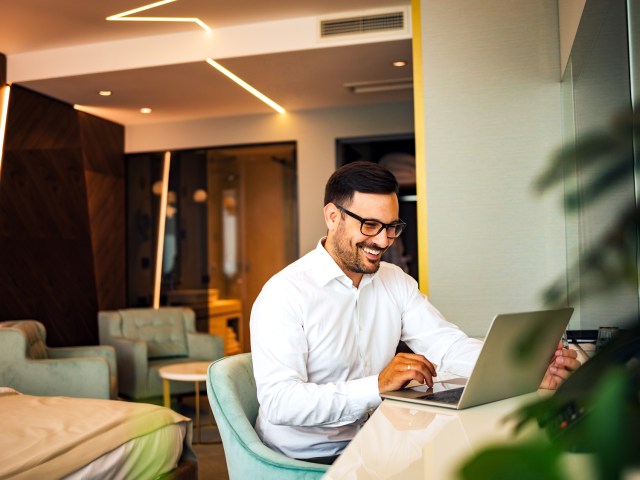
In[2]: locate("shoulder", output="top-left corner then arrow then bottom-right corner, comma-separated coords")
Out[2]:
377,261 -> 416,284
372,261 -> 420,299
259,249 -> 320,294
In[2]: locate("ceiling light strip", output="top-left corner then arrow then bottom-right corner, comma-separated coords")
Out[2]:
206,58 -> 286,114
153,151 -> 172,310
106,0 -> 211,32
0,84 -> 11,181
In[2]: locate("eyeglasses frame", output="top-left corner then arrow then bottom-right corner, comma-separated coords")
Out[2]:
335,204 -> 407,239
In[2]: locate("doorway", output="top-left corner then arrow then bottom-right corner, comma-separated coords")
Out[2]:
126,142 -> 298,353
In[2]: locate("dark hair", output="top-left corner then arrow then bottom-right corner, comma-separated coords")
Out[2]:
324,160 -> 399,206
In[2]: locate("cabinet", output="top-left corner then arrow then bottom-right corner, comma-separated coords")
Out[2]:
208,299 -> 243,355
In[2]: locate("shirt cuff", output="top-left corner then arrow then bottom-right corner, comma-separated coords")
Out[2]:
347,374 -> 383,414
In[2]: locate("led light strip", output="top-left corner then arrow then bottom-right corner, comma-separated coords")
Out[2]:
153,151 -> 172,309
206,58 -> 286,114
107,0 -> 211,32
0,84 -> 11,181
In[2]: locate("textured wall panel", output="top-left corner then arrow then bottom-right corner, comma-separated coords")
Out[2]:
0,86 -> 124,346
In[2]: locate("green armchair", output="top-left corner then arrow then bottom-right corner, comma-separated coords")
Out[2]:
0,320 -> 117,399
98,307 -> 223,400
206,353 -> 329,480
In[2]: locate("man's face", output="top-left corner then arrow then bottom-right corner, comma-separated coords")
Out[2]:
325,191 -> 400,281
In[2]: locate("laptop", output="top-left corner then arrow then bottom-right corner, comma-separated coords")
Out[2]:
381,308 -> 574,409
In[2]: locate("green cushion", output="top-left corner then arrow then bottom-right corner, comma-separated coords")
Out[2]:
119,308 -> 188,359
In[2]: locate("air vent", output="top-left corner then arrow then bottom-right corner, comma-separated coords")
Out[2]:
320,10 -> 405,38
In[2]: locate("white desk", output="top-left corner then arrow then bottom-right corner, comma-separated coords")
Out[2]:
324,392 -> 593,480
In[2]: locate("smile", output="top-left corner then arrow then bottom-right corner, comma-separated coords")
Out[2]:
362,245 -> 383,257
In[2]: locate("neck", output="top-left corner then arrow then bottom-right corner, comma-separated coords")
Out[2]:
322,237 -> 363,288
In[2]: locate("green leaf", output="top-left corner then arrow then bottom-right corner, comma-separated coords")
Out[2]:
458,441 -> 563,480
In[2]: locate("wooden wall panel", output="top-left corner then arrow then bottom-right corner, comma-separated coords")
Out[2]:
79,112 -> 125,310
0,86 -> 124,346
84,171 -> 125,309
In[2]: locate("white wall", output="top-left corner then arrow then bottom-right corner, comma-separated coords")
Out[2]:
419,0 -> 567,336
126,102 -> 415,255
558,0 -> 587,76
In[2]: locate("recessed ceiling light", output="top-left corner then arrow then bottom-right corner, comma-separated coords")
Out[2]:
392,60 -> 408,67
140,107 -> 152,114
98,90 -> 112,96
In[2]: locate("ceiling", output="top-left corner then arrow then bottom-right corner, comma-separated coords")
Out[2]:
0,0 -> 414,126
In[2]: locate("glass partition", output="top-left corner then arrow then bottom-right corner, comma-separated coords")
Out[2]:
126,142 -> 297,351
560,0 -> 638,331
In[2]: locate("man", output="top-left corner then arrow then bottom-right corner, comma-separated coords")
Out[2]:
250,161 -> 580,464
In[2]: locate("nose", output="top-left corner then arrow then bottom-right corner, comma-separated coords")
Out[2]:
373,227 -> 393,247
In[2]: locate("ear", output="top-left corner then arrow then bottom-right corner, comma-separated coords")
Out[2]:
323,202 -> 340,231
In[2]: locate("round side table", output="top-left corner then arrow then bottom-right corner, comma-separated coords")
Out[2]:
158,361 -> 214,444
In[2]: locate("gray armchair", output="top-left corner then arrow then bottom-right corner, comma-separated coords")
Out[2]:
98,307 -> 223,400
0,320 -> 117,399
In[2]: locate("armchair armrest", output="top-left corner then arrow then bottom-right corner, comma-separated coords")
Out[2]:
188,332 -> 223,360
106,336 -> 148,399
48,345 -> 117,374
19,357 -> 111,399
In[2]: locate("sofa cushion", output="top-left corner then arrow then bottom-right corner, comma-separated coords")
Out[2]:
0,321 -> 48,359
118,309 -> 189,359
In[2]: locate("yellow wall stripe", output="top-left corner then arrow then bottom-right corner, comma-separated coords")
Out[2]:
411,0 -> 429,295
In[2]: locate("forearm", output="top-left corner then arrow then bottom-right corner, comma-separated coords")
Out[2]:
254,353 -> 381,427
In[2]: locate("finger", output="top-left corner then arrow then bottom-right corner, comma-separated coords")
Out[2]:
401,353 -> 438,377
554,347 -> 578,359
553,354 -> 581,372
561,357 -> 581,372
549,366 -> 571,381
404,361 -> 436,387
393,353 -> 438,387
394,360 -> 430,387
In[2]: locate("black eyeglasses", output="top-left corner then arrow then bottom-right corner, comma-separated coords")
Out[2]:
336,205 -> 406,239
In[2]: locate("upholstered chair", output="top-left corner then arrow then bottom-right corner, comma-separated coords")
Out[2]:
206,353 -> 329,480
0,320 -> 117,399
98,307 -> 223,400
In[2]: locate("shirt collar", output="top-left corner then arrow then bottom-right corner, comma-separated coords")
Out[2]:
313,237 -> 377,288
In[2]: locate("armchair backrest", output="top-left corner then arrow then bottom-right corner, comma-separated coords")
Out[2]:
99,307 -> 195,359
206,353 -> 328,480
0,320 -> 48,359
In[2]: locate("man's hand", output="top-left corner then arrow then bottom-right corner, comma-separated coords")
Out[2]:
539,342 -> 581,390
378,353 -> 437,394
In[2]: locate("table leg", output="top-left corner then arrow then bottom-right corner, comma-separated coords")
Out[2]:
195,380 -> 201,444
163,379 -> 171,408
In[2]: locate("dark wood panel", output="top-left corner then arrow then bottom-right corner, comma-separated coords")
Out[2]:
5,86 -> 80,150
79,110 -> 126,311
78,111 -> 125,177
0,150 -> 90,239
0,85 -> 124,346
0,238 -> 98,345
85,171 -> 126,310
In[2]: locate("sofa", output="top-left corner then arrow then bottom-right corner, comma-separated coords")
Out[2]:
0,320 -> 117,399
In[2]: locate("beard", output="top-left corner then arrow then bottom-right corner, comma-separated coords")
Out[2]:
331,228 -> 387,276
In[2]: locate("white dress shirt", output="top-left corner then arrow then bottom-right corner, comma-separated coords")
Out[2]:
250,239 -> 482,459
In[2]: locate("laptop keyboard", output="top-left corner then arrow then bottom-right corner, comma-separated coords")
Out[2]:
416,386 -> 464,404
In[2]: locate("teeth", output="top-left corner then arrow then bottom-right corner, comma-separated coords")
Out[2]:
363,246 -> 382,255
